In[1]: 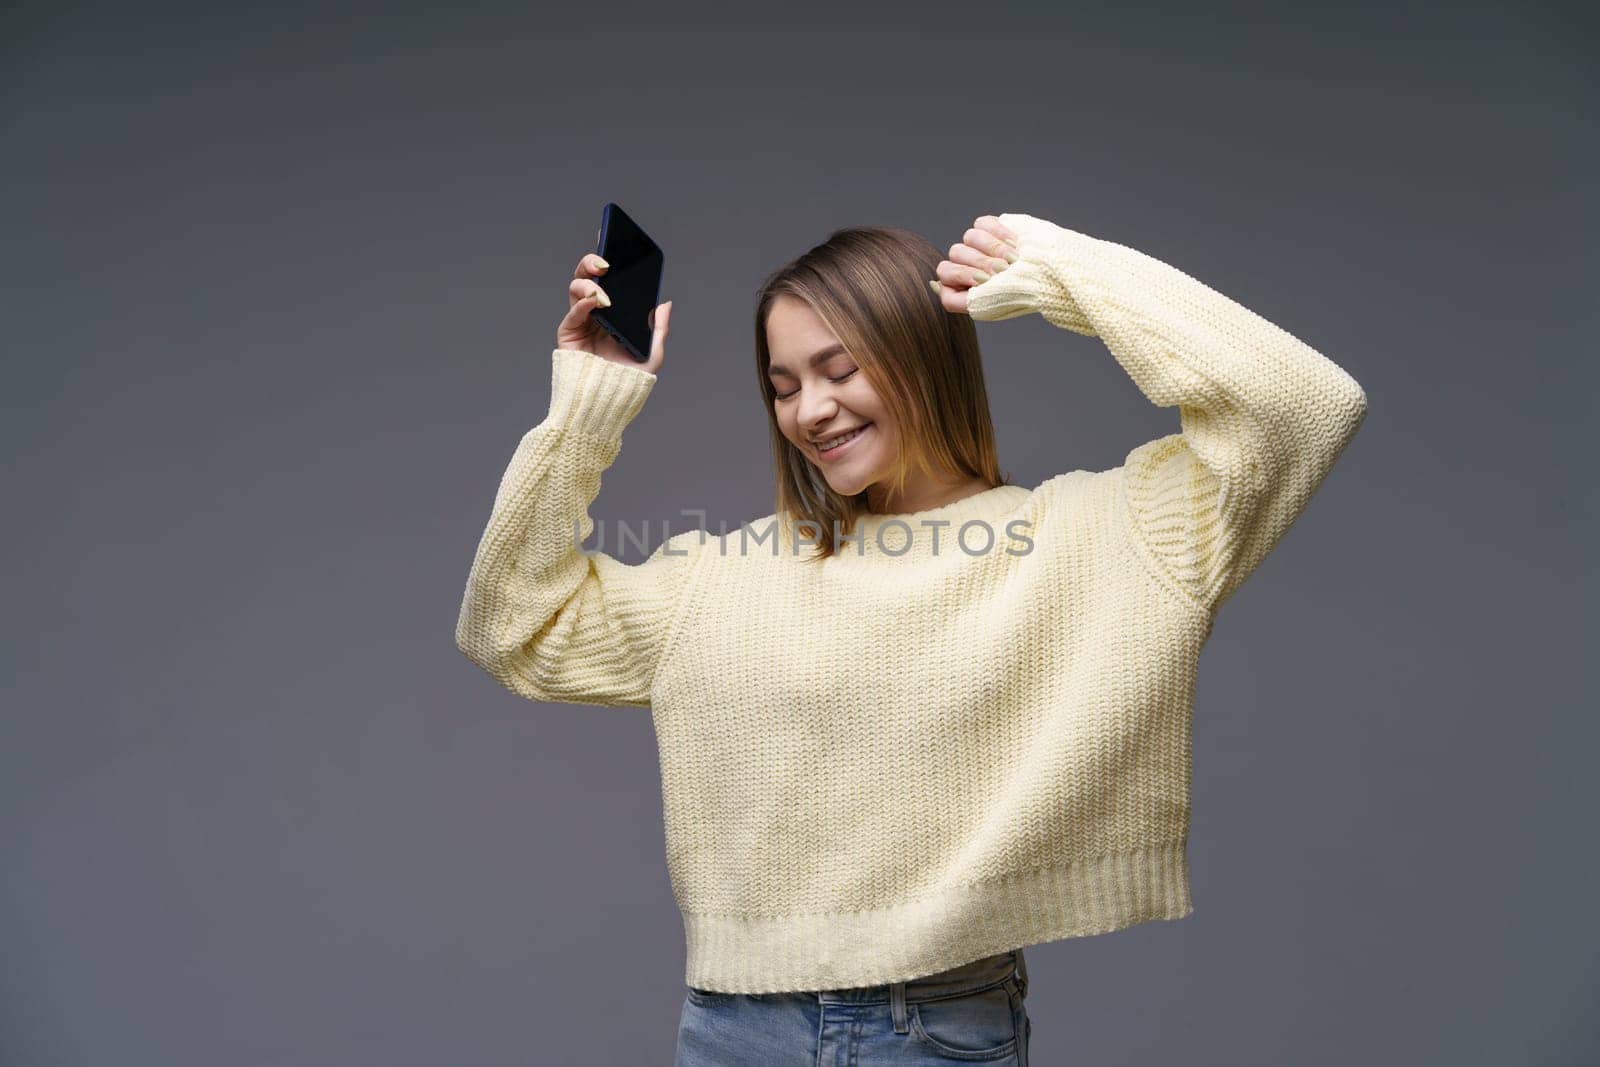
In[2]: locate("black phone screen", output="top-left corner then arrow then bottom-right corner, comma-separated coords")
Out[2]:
591,202 -> 664,363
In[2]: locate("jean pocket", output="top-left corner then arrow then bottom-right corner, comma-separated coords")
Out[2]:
685,985 -> 734,1007
908,981 -> 1019,1061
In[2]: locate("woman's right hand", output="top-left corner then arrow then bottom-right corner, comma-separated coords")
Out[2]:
556,251 -> 670,375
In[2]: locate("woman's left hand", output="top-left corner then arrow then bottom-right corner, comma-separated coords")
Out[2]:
932,214 -> 1021,314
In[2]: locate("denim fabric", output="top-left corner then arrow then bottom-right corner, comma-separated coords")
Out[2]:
675,948 -> 1031,1065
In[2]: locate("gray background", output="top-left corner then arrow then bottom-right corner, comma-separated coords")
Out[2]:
3,1 -> 1594,1064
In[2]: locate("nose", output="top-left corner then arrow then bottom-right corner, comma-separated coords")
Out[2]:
797,386 -> 840,434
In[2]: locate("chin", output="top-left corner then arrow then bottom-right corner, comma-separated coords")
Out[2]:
824,468 -> 880,499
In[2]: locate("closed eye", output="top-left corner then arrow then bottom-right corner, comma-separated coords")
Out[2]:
774,368 -> 857,401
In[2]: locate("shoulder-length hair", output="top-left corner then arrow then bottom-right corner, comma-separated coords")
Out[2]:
753,225 -> 1012,561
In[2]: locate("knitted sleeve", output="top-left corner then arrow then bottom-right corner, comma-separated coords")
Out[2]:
454,348 -> 706,708
966,212 -> 1368,614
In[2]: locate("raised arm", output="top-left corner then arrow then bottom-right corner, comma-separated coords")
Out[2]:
454,348 -> 706,708
966,211 -> 1368,614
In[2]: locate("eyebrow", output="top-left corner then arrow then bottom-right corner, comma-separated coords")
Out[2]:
768,342 -> 848,377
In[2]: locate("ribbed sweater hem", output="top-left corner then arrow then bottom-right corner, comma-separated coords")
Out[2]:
680,840 -> 1192,994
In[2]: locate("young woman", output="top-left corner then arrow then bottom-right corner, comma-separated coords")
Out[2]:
455,212 -> 1368,1065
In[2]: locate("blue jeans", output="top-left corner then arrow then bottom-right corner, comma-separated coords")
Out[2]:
675,948 -> 1031,1065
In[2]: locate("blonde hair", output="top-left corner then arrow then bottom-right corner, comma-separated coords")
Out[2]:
753,225 -> 1012,561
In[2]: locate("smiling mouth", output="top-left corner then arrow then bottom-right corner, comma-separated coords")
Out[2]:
814,423 -> 872,457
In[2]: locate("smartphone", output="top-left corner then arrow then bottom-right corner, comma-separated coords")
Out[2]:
591,202 -> 665,363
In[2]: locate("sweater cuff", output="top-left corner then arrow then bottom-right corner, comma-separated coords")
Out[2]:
547,348 -> 657,439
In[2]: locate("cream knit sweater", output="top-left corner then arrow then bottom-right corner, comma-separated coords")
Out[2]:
454,211 -> 1368,994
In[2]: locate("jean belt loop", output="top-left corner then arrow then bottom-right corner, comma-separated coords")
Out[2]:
1014,947 -> 1029,999
890,979 -> 909,1033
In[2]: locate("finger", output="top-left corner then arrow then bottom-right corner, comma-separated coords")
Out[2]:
948,241 -> 1010,276
965,225 -> 1017,263
573,252 -> 610,278
646,300 -> 671,371
935,258 -> 991,289
974,214 -> 1019,245
558,292 -> 600,333
929,278 -> 968,315
971,217 -> 1020,260
567,277 -> 610,308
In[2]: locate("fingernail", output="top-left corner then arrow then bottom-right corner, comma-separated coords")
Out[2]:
594,256 -> 609,269
928,280 -> 942,294
972,271 -> 991,284
594,287 -> 611,308
1003,247 -> 1019,263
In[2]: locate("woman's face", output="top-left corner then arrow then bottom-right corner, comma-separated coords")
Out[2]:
765,294 -> 900,502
